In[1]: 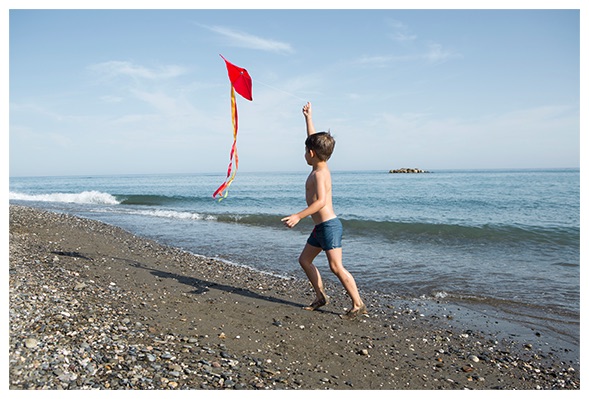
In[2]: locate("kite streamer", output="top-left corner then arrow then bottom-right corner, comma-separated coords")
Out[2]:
213,55 -> 253,200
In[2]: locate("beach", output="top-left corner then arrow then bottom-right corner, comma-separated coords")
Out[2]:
8,205 -> 580,390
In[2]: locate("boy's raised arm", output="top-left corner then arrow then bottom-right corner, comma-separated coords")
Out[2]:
303,102 -> 316,136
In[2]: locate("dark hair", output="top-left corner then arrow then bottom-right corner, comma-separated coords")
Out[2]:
305,132 -> 335,161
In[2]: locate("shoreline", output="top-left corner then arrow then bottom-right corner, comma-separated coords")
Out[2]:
9,205 -> 580,390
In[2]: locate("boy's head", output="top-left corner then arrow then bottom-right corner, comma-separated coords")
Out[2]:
305,132 -> 335,162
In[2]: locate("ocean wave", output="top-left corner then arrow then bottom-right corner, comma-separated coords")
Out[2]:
342,218 -> 579,247
130,209 -> 217,221
127,209 -> 578,247
123,210 -> 281,226
118,194 -> 207,206
9,191 -> 120,205
9,189 -> 579,248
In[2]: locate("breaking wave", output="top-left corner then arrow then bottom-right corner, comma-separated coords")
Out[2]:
9,191 -> 120,205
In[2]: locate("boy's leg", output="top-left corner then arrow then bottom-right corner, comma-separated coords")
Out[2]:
325,248 -> 364,311
298,243 -> 328,308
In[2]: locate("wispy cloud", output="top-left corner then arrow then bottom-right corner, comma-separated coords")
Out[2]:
391,31 -> 418,42
353,45 -> 459,67
422,42 -> 461,64
354,54 -> 413,67
355,19 -> 460,68
88,61 -> 188,80
83,60 -> 209,136
130,88 -> 195,117
99,95 -> 123,103
387,19 -> 417,42
202,25 -> 294,54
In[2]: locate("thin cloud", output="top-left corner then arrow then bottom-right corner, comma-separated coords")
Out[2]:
88,61 -> 187,80
353,54 -> 414,67
385,18 -> 460,64
130,88 -> 195,117
387,18 -> 417,42
354,44 -> 460,68
423,42 -> 461,64
203,24 -> 294,54
390,31 -> 418,42
99,95 -> 123,103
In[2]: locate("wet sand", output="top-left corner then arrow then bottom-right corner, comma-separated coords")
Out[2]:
8,205 -> 580,390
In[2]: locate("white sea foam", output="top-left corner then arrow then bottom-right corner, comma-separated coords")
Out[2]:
9,191 -> 120,205
434,291 -> 449,299
132,209 -> 216,221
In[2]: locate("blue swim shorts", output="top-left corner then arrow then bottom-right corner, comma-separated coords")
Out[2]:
307,217 -> 343,251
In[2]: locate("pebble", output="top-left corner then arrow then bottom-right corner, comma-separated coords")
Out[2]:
73,282 -> 87,291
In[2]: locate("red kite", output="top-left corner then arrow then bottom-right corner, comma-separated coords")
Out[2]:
213,55 -> 253,200
220,54 -> 253,101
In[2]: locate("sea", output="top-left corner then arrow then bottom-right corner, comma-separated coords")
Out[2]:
9,168 -> 581,356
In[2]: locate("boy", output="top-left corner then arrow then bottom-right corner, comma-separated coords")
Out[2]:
282,102 -> 366,320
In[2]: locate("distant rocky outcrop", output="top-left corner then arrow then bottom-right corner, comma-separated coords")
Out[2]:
389,168 -> 430,174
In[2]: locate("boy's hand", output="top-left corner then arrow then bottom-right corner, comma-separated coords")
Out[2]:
302,102 -> 316,136
281,214 -> 301,228
302,102 -> 312,118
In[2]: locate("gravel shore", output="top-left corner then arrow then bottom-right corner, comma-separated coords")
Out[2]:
8,205 -> 580,390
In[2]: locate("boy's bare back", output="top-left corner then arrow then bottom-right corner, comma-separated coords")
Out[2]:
305,165 -> 336,225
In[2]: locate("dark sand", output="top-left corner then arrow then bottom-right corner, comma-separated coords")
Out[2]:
8,205 -> 580,390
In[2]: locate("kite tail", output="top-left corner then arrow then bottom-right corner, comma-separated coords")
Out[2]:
213,86 -> 239,200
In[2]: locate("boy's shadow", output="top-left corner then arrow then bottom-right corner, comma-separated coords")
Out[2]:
128,260 -> 336,314
52,249 -> 336,315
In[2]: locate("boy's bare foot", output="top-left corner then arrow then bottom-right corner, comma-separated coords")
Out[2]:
339,303 -> 367,320
303,294 -> 329,311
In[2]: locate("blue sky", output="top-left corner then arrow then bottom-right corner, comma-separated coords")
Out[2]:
6,2 -> 583,177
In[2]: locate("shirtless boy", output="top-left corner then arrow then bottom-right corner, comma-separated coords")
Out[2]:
282,102 -> 366,320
